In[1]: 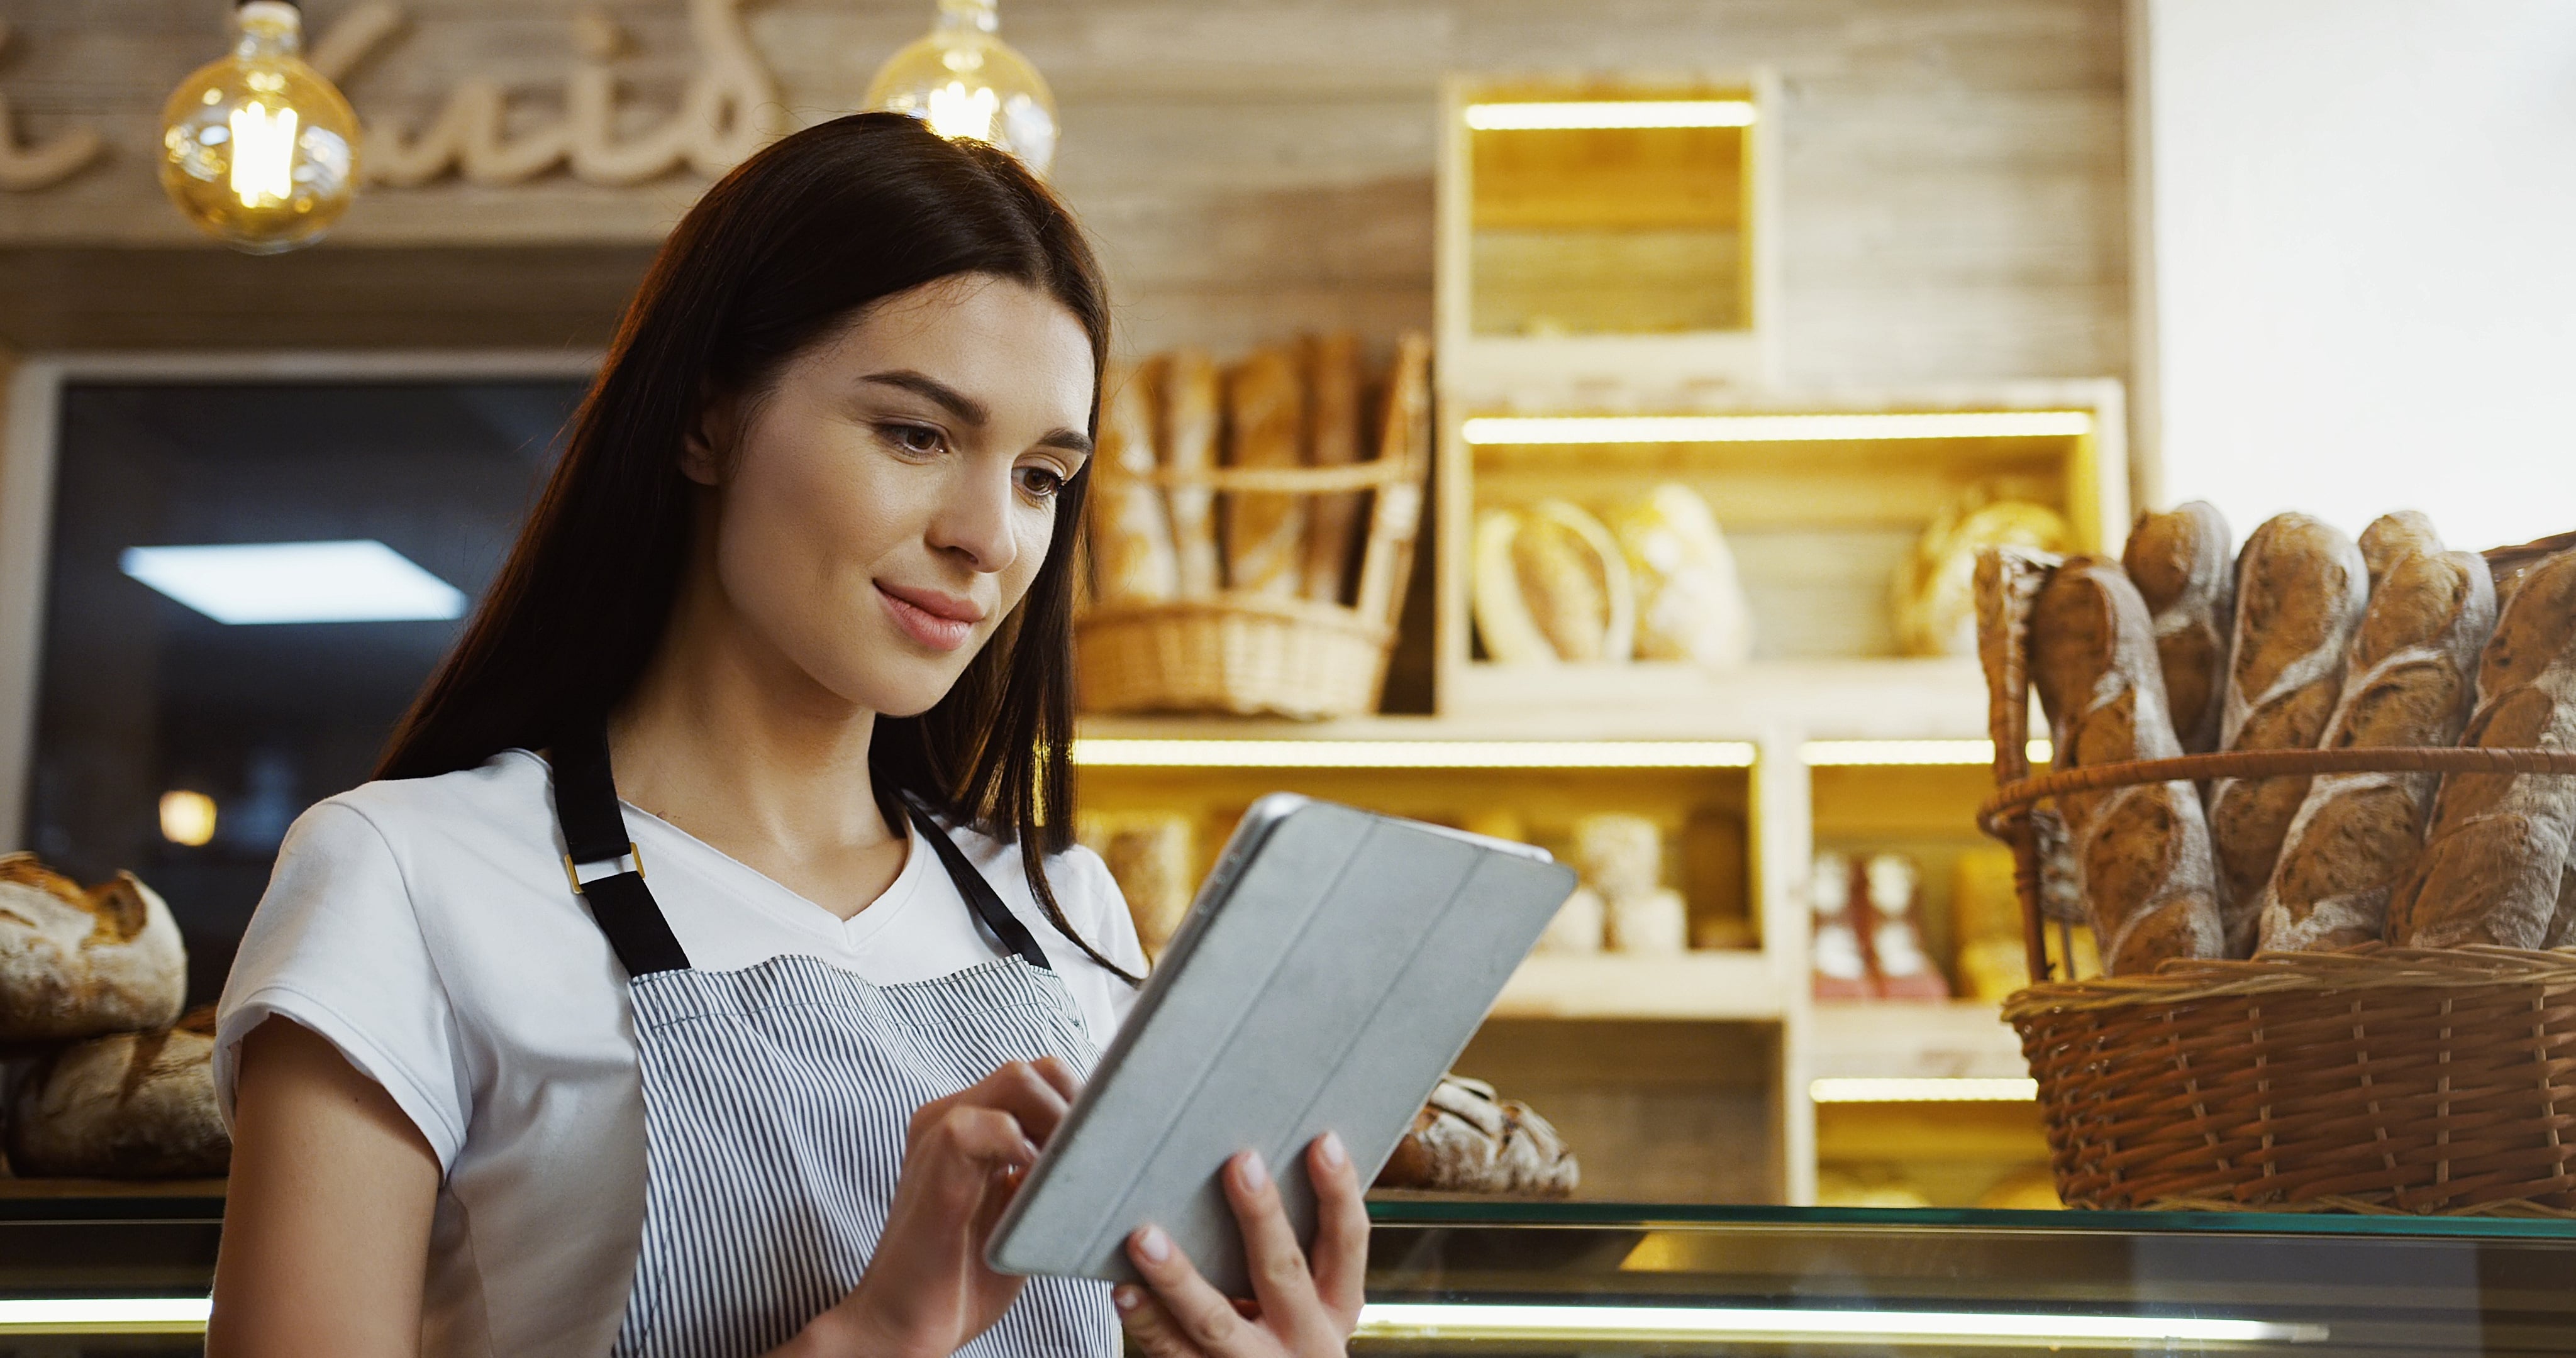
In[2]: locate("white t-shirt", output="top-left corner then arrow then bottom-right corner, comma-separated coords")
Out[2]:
214,749 -> 1146,1358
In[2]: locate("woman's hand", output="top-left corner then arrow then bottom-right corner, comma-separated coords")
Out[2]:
782,1056 -> 1080,1358
1114,1134 -> 1370,1358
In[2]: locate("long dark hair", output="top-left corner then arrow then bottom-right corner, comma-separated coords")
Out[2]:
379,113 -> 1135,982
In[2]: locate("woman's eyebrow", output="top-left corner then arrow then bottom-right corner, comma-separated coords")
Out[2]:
1038,428 -> 1095,457
861,370 -> 987,425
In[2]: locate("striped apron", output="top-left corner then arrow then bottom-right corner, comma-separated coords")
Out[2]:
550,725 -> 1120,1358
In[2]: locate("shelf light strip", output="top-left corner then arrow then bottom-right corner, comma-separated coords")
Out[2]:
1463,99 -> 1757,130
1357,1301 -> 2326,1346
0,1296 -> 210,1334
1072,738 -> 1756,770
1462,411 -> 2096,446
1811,1076 -> 2040,1104
1802,739 -> 2053,767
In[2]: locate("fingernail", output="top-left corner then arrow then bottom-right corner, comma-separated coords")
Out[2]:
1136,1225 -> 1172,1262
1319,1131 -> 1347,1168
1238,1149 -> 1269,1192
1114,1285 -> 1143,1311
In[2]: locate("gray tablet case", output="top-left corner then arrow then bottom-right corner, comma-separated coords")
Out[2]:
986,793 -> 1578,1298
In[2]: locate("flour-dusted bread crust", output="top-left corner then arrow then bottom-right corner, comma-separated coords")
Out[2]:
2208,514 -> 2369,951
2029,557 -> 2224,974
2258,545 -> 2496,951
1219,346 -> 1308,596
2121,501 -> 2235,754
6,1022 -> 229,1178
2390,548 -> 2576,948
0,855 -> 184,1043
1158,348 -> 1224,599
1372,1075 -> 1576,1197
2359,510 -> 2443,586
1086,360 -> 1180,605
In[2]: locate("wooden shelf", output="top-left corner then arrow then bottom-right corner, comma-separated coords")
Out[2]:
1810,1000 -> 2024,1081
1492,951 -> 1784,1020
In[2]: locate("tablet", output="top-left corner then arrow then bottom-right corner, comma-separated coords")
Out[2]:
987,793 -> 1578,1298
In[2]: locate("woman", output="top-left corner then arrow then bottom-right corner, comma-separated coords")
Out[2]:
208,113 -> 1367,1358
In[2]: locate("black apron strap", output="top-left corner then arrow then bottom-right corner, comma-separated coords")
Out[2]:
550,724 -> 692,978
904,800 -> 1056,974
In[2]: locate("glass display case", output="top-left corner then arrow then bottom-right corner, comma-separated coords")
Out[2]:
8,1193 -> 2575,1354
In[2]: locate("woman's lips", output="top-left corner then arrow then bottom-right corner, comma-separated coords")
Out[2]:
875,582 -> 979,653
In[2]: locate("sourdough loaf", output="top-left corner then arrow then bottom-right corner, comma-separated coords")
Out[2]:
0,855 -> 184,1042
6,1017 -> 229,1178
2389,548 -> 2576,947
1373,1075 -> 1577,1198
2120,501 -> 2235,754
1218,346 -> 1307,596
1158,349 -> 1224,598
2257,540 -> 2496,951
2029,557 -> 2225,974
1085,361 -> 1179,605
2208,514 -> 2368,951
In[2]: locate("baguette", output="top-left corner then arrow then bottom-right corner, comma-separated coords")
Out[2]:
2208,514 -> 2368,951
1085,361 -> 1179,605
2257,544 -> 2496,951
2359,509 -> 2443,586
1298,332 -> 1365,604
2120,501 -> 2234,754
2388,548 -> 2576,947
2029,556 -> 2225,974
1219,346 -> 1307,595
1158,349 -> 1224,597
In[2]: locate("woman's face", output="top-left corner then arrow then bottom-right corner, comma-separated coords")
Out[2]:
686,273 -> 1094,719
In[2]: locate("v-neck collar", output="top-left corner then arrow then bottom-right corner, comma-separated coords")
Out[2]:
513,748 -> 935,952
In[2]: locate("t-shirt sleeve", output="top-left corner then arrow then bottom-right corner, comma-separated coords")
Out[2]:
214,798 -> 470,1170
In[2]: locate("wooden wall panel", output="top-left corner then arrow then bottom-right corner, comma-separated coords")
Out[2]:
0,0 -> 2126,384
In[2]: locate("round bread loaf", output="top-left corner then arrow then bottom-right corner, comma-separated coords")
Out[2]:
0,854 -> 184,1042
7,1017 -> 230,1178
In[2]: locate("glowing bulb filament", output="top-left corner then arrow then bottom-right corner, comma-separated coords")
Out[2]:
227,101 -> 297,207
926,81 -> 1000,142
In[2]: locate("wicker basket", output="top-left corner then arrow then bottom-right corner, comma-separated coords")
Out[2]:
1077,350 -> 1431,720
1975,531 -> 2576,1215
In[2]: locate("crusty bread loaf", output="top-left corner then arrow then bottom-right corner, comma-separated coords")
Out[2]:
0,855 -> 184,1043
2359,510 -> 2443,586
2389,548 -> 2576,948
1297,331 -> 1364,605
2257,545 -> 2496,951
2030,557 -> 2225,974
6,1020 -> 229,1178
1219,346 -> 1307,596
1085,361 -> 1179,605
2121,501 -> 2235,754
2208,514 -> 2368,951
1158,348 -> 1224,598
1373,1075 -> 1576,1197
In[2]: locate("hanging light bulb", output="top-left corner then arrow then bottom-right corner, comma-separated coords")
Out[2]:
865,0 -> 1058,175
159,1 -> 360,255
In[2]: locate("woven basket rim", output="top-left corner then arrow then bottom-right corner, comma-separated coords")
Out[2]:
2001,942 -> 2576,1020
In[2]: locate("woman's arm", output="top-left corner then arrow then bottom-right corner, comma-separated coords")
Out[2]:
208,1017 -> 440,1358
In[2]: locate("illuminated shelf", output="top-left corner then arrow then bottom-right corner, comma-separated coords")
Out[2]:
1491,952 -> 1784,1021
1811,1000 -> 2026,1084
1440,658 -> 1994,741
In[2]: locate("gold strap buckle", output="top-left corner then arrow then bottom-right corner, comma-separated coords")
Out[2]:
564,842 -> 646,896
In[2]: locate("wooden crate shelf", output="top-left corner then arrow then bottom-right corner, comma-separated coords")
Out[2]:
1494,952 -> 1786,1021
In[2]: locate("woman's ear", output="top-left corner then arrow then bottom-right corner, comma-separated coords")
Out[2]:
680,387 -> 740,487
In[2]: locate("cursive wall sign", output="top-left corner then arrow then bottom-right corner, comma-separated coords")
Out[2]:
316,0 -> 786,189
0,21 -> 105,192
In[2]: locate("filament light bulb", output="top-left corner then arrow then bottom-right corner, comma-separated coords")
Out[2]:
159,1 -> 359,255
865,0 -> 1058,174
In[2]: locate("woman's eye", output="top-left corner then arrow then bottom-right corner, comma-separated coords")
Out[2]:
1017,465 -> 1067,499
880,423 -> 945,456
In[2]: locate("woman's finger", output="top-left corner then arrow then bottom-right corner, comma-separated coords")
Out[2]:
1028,1054 -> 1084,1103
1114,1285 -> 1201,1358
1304,1132 -> 1370,1327
1127,1225 -> 1253,1354
956,1061 -> 1077,1146
1220,1150 -> 1328,1341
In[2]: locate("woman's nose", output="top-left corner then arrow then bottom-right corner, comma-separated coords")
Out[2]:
924,458 -> 1021,573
